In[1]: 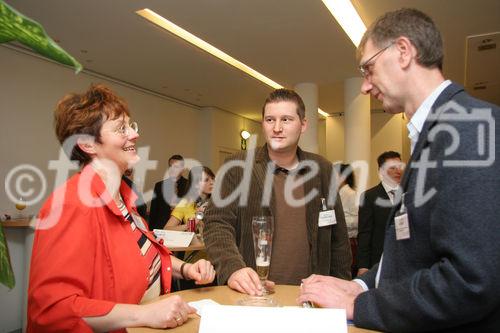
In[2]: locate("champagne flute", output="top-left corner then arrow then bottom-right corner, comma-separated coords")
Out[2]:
252,215 -> 274,295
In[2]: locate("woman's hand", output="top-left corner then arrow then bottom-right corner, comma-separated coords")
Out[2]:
184,259 -> 216,285
138,295 -> 196,328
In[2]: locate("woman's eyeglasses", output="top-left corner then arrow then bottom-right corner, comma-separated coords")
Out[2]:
115,122 -> 138,137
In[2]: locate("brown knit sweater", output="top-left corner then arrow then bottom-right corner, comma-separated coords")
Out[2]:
203,145 -> 352,285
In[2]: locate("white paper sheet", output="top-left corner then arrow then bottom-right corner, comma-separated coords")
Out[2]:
153,229 -> 194,248
199,305 -> 347,333
188,299 -> 220,316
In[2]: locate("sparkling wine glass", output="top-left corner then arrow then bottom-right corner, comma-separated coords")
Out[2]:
252,215 -> 274,295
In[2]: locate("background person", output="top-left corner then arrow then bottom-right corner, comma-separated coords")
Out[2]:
28,85 -> 215,332
299,8 -> 499,332
356,151 -> 402,276
165,166 -> 215,232
149,154 -> 188,230
337,163 -> 359,278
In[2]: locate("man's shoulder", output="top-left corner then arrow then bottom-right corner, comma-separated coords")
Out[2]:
436,83 -> 499,117
226,150 -> 249,161
362,183 -> 384,198
300,149 -> 331,166
153,179 -> 167,192
224,146 -> 266,163
451,85 -> 499,110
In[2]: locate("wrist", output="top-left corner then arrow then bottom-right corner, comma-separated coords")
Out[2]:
121,303 -> 147,328
134,304 -> 148,327
180,262 -> 192,280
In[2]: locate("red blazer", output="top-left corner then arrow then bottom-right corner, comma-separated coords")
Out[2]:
28,165 -> 172,332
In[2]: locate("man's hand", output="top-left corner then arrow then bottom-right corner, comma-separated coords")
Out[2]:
227,267 -> 275,296
357,268 -> 369,276
297,274 -> 364,320
184,259 -> 216,285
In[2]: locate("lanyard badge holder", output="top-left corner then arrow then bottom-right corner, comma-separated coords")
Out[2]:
318,198 -> 336,227
394,193 -> 410,240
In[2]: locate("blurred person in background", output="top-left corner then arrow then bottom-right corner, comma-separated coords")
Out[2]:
164,166 -> 214,232
337,163 -> 359,277
356,151 -> 402,276
149,154 -> 188,229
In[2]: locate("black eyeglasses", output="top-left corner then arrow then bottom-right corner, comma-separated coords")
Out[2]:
359,42 -> 394,78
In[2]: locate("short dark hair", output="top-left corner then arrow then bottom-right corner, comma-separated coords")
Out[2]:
54,84 -> 130,165
358,8 -> 443,70
339,163 -> 356,189
262,89 -> 306,120
168,154 -> 184,166
377,151 -> 401,168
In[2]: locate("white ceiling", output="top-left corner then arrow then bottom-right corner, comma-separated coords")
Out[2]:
6,0 -> 500,120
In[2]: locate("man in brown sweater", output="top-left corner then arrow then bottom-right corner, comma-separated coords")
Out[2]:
204,89 -> 351,296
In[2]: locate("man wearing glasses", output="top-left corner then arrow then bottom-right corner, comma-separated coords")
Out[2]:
299,8 -> 500,331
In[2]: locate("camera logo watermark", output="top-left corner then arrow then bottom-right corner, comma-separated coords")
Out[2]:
409,101 -> 495,207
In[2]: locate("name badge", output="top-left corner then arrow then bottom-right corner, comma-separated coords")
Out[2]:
318,210 -> 336,227
394,213 -> 410,240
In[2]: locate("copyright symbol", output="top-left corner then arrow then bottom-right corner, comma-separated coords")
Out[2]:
4,164 -> 47,206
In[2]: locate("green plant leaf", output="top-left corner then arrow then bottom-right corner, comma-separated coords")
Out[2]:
0,0 -> 82,73
0,224 -> 15,290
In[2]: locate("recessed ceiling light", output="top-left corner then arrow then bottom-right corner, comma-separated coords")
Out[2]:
136,8 -> 328,117
321,0 -> 366,46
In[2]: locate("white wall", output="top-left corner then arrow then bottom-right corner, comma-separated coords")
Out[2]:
201,106 -> 263,171
0,45 -> 260,331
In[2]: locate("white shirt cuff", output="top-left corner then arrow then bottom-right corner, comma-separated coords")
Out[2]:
353,278 -> 369,291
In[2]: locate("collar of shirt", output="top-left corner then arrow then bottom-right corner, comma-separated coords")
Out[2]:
406,80 -> 452,152
381,180 -> 399,195
274,165 -> 308,176
381,181 -> 398,205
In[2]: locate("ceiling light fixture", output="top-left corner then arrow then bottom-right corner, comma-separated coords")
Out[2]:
136,8 -> 328,118
321,0 -> 366,47
136,8 -> 283,89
